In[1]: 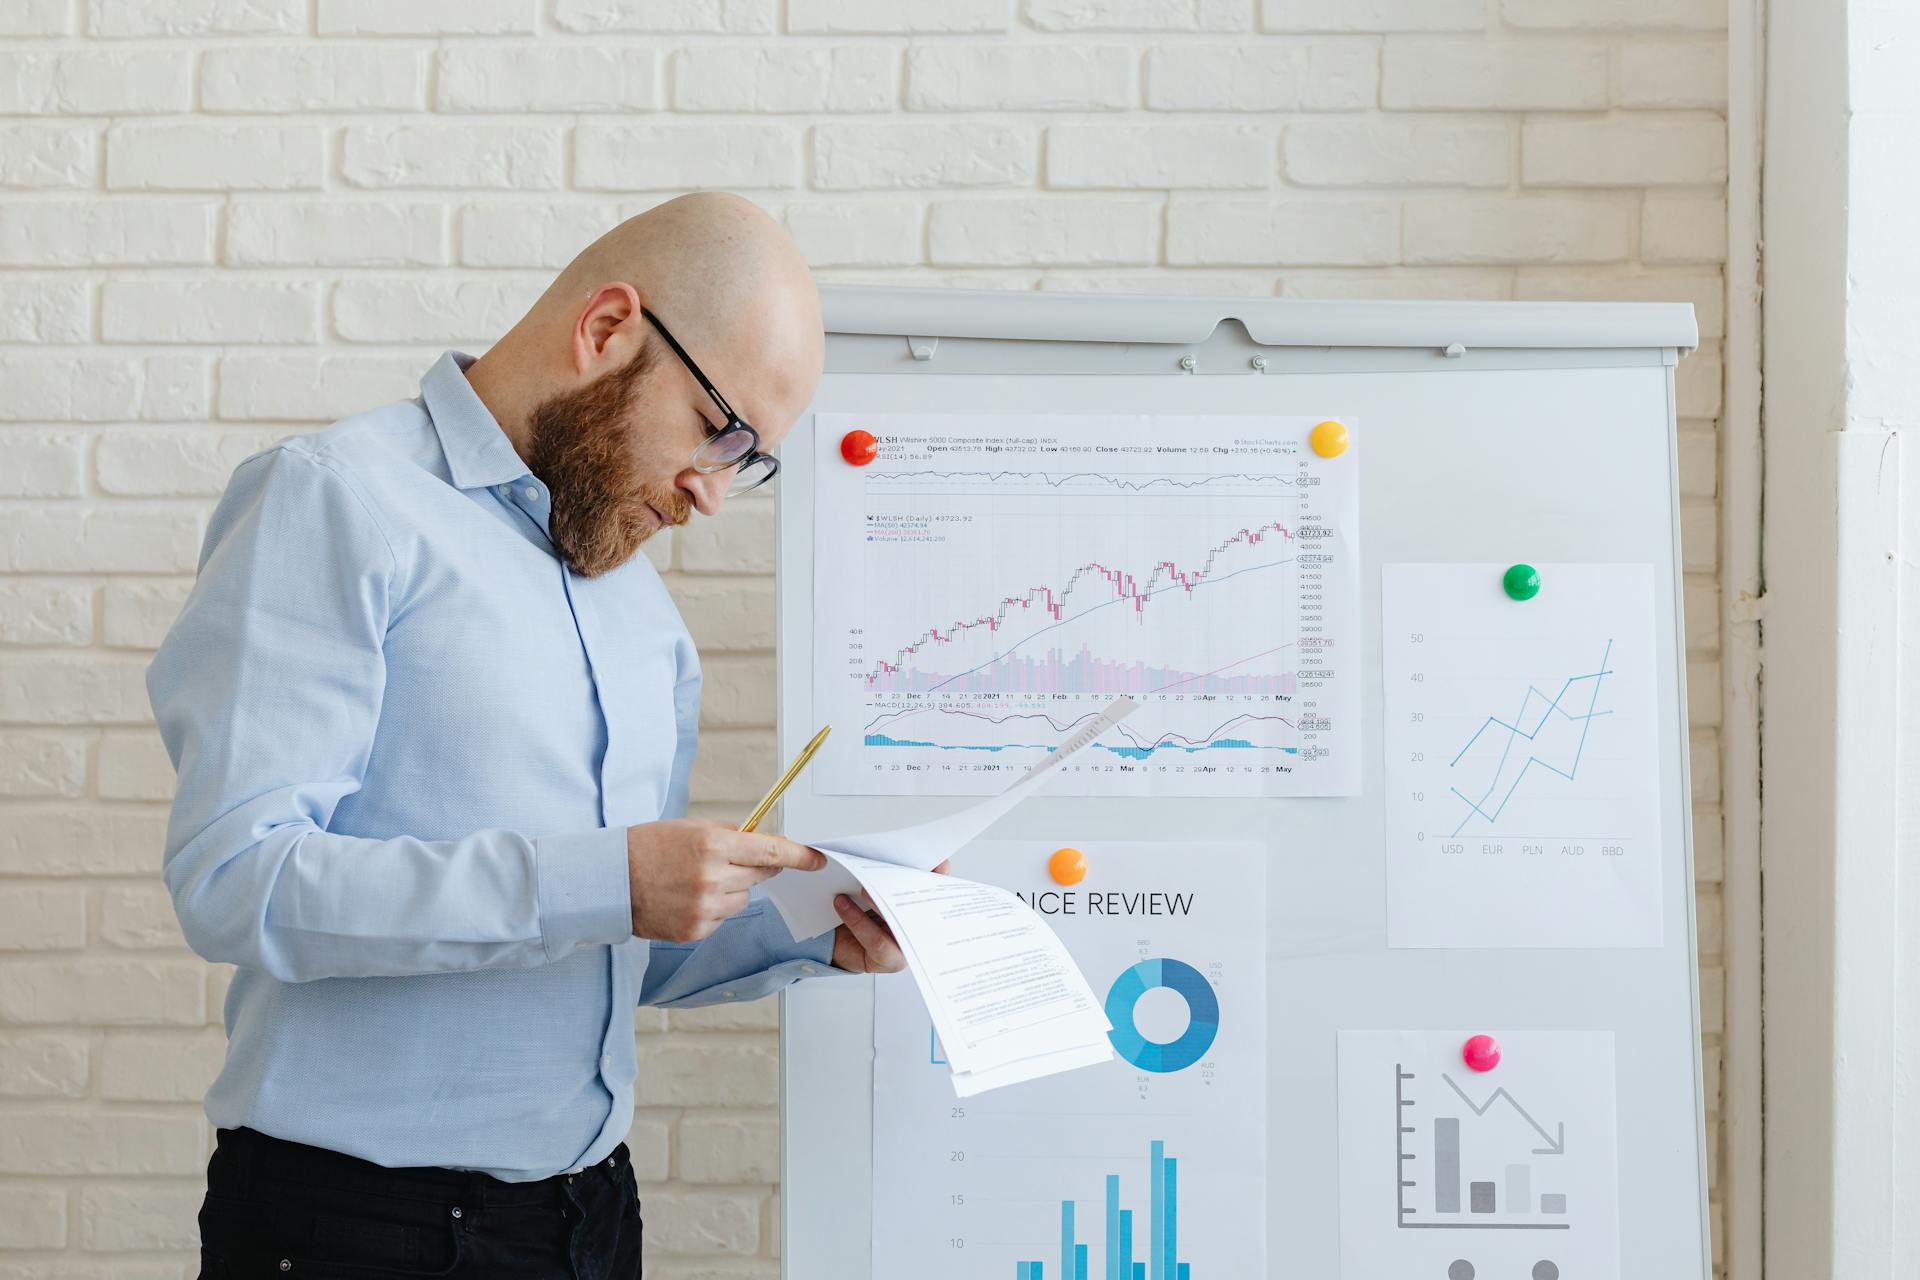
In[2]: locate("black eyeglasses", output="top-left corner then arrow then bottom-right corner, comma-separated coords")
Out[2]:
641,307 -> 778,495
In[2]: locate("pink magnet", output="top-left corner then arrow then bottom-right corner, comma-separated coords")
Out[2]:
1462,1034 -> 1501,1072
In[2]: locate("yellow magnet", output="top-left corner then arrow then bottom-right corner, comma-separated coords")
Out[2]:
1048,847 -> 1088,886
1310,420 -> 1349,458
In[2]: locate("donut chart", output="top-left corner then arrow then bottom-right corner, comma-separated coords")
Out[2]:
1104,957 -> 1220,1073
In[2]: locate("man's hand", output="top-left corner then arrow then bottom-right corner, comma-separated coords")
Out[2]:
625,820 -> 825,944
830,858 -> 950,974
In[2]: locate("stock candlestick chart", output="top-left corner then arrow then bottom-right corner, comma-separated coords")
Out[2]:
811,413 -> 1362,797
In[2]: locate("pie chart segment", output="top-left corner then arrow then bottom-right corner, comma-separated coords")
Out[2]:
1104,957 -> 1221,1073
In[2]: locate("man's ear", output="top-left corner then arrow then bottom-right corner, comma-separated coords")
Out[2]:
571,282 -> 648,376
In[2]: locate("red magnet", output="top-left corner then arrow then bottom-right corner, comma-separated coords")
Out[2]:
840,429 -> 878,466
1462,1034 -> 1501,1072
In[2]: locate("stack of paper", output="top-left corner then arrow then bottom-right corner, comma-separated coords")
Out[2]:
765,698 -> 1136,1095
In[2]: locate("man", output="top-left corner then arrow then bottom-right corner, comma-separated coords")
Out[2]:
148,192 -> 912,1278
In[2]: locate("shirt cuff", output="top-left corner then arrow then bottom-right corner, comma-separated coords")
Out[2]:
535,826 -> 633,963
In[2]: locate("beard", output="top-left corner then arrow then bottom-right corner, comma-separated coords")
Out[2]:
522,343 -> 693,578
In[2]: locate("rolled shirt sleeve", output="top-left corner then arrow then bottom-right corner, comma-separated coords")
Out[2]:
639,889 -> 847,1007
147,445 -> 632,983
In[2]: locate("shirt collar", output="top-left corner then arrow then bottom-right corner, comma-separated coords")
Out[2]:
420,350 -> 534,492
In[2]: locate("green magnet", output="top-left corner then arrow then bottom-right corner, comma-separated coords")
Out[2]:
1503,563 -> 1541,601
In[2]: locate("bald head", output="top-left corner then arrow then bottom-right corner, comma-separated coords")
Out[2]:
494,192 -> 823,442
465,192 -> 823,576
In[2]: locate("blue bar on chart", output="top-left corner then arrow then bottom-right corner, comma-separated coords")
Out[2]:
1119,1209 -> 1132,1279
1178,1266 -> 1190,1280
1134,1267 -> 1145,1280
1062,1200 -> 1076,1280
1076,1243 -> 1089,1280
1163,1158 -> 1178,1280
1149,1142 -> 1165,1280
1106,1177 -> 1120,1280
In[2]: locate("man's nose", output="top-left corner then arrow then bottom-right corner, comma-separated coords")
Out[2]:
681,469 -> 728,518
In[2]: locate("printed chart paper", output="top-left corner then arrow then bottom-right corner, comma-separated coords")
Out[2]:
812,413 -> 1362,797
872,841 -> 1266,1279
1337,1029 -> 1620,1280
768,698 -> 1137,940
1382,563 -> 1664,948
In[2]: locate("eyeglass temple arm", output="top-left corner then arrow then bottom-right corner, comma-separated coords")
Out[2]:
642,307 -> 741,426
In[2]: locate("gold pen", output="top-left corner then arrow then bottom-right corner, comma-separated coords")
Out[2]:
739,724 -> 831,833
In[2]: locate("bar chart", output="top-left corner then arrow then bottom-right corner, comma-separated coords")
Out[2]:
1012,1140 -> 1193,1280
1338,1030 -> 1620,1278
1400,1070 -> 1572,1228
872,842 -> 1266,1279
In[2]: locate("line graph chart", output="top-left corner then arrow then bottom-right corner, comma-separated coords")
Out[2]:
1443,639 -> 1615,838
1383,564 -> 1664,949
812,413 -> 1362,797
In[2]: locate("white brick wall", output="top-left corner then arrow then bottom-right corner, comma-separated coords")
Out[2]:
0,3 -> 1729,1276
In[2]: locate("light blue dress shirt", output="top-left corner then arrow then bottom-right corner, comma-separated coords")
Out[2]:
146,349 -> 837,1182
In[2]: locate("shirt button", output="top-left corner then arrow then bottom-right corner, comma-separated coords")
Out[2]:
495,483 -> 510,497
721,989 -> 736,1000
800,964 -> 818,975
523,485 -> 539,501
601,1053 -> 611,1068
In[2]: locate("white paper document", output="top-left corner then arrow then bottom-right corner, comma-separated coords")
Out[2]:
833,852 -> 1113,1096
871,841 -> 1268,1278
810,411 -> 1363,798
1382,563 -> 1665,948
764,697 -> 1138,940
1337,1029 -> 1620,1279
763,699 -> 1138,1095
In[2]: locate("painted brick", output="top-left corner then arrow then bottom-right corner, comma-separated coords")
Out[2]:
1049,124 -> 1274,189
344,125 -> 563,191
227,201 -> 448,267
1405,196 -> 1632,264
1286,119 -> 1510,186
929,199 -> 1161,266
1146,42 -> 1378,111
787,0 -> 1004,34
554,0 -> 774,33
201,45 -> 424,113
436,47 -> 657,112
0,730 -> 89,798
1263,0 -> 1484,32
0,202 -> 214,266
908,46 -> 1132,111
317,0 -> 532,35
1522,117 -> 1727,186
1168,198 -> 1398,266
106,125 -> 322,191
675,47 -> 897,113
1383,39 -> 1607,110
814,123 -> 1035,190
576,125 -> 800,191
0,123 -> 96,188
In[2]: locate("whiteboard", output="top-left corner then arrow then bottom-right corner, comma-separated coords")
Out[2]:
777,287 -> 1707,1279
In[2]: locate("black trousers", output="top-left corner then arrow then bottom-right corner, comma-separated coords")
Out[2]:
196,1125 -> 642,1279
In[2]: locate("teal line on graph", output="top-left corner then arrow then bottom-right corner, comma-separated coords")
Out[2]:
1446,640 -> 1615,839
865,731 -> 1286,759
1014,1140 -> 1190,1280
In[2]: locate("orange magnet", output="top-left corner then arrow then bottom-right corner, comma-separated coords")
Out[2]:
840,429 -> 878,466
1310,420 -> 1349,458
1048,846 -> 1088,886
